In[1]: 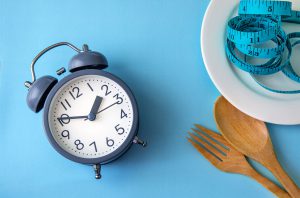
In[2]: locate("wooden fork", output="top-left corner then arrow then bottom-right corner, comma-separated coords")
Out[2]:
187,124 -> 290,198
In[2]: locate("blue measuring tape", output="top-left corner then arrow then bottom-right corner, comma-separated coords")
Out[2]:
226,0 -> 300,94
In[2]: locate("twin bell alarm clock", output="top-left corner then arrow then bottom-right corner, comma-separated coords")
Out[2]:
24,42 -> 146,179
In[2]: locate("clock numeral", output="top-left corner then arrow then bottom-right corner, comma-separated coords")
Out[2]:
57,114 -> 70,126
121,109 -> 128,119
113,93 -> 123,104
106,137 -> 114,147
115,124 -> 125,135
69,91 -> 75,100
74,139 -> 84,150
89,141 -> 98,152
87,83 -> 94,92
61,99 -> 71,110
101,85 -> 111,96
69,86 -> 83,100
61,130 -> 70,139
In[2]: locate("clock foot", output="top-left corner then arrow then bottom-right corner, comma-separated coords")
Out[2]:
133,136 -> 147,147
93,164 -> 101,179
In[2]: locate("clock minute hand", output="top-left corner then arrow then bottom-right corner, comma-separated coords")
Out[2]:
59,115 -> 88,120
97,102 -> 118,114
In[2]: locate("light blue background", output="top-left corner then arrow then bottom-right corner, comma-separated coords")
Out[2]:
0,0 -> 299,197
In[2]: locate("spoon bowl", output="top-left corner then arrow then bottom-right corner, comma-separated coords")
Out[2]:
214,96 -> 300,197
214,96 -> 269,154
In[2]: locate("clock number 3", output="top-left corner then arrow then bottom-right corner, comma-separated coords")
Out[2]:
113,94 -> 123,104
74,140 -> 84,150
106,137 -> 114,147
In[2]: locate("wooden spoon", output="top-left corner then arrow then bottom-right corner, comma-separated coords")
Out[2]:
214,96 -> 300,198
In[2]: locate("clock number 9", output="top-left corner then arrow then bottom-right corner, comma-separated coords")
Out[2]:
61,130 -> 70,139
74,140 -> 84,150
106,138 -> 114,147
115,124 -> 125,135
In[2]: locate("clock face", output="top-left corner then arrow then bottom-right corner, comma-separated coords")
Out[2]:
47,73 -> 136,161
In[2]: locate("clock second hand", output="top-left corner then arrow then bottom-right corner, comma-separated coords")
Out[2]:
97,102 -> 119,114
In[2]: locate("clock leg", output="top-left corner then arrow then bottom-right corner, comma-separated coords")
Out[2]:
133,136 -> 147,147
93,164 -> 101,179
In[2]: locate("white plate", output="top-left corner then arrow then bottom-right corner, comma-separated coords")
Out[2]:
201,0 -> 300,125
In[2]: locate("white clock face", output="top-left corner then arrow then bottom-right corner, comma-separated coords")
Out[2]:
48,74 -> 134,159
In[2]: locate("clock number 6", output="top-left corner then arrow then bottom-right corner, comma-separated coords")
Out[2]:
74,140 -> 84,150
115,124 -> 125,135
106,137 -> 114,147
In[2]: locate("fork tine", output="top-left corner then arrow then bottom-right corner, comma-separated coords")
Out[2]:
188,132 -> 224,161
187,137 -> 221,165
195,124 -> 230,148
191,128 -> 228,155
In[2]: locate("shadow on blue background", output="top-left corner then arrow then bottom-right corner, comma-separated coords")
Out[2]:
0,0 -> 299,198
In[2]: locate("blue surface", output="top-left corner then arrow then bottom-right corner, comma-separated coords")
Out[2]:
0,0 -> 299,197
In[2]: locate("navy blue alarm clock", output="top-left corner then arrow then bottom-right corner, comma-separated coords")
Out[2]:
24,42 -> 146,179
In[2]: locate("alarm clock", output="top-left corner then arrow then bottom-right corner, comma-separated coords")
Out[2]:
24,42 -> 146,179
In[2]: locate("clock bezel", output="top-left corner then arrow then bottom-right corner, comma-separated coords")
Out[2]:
43,69 -> 139,165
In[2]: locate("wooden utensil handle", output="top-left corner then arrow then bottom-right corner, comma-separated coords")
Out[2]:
249,168 -> 290,198
267,159 -> 300,198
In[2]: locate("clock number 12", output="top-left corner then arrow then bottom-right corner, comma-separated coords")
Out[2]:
69,86 -> 83,100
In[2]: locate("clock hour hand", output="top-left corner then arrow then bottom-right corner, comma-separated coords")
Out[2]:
87,96 -> 103,121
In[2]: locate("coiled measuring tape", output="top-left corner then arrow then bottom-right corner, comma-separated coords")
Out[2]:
226,0 -> 300,94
